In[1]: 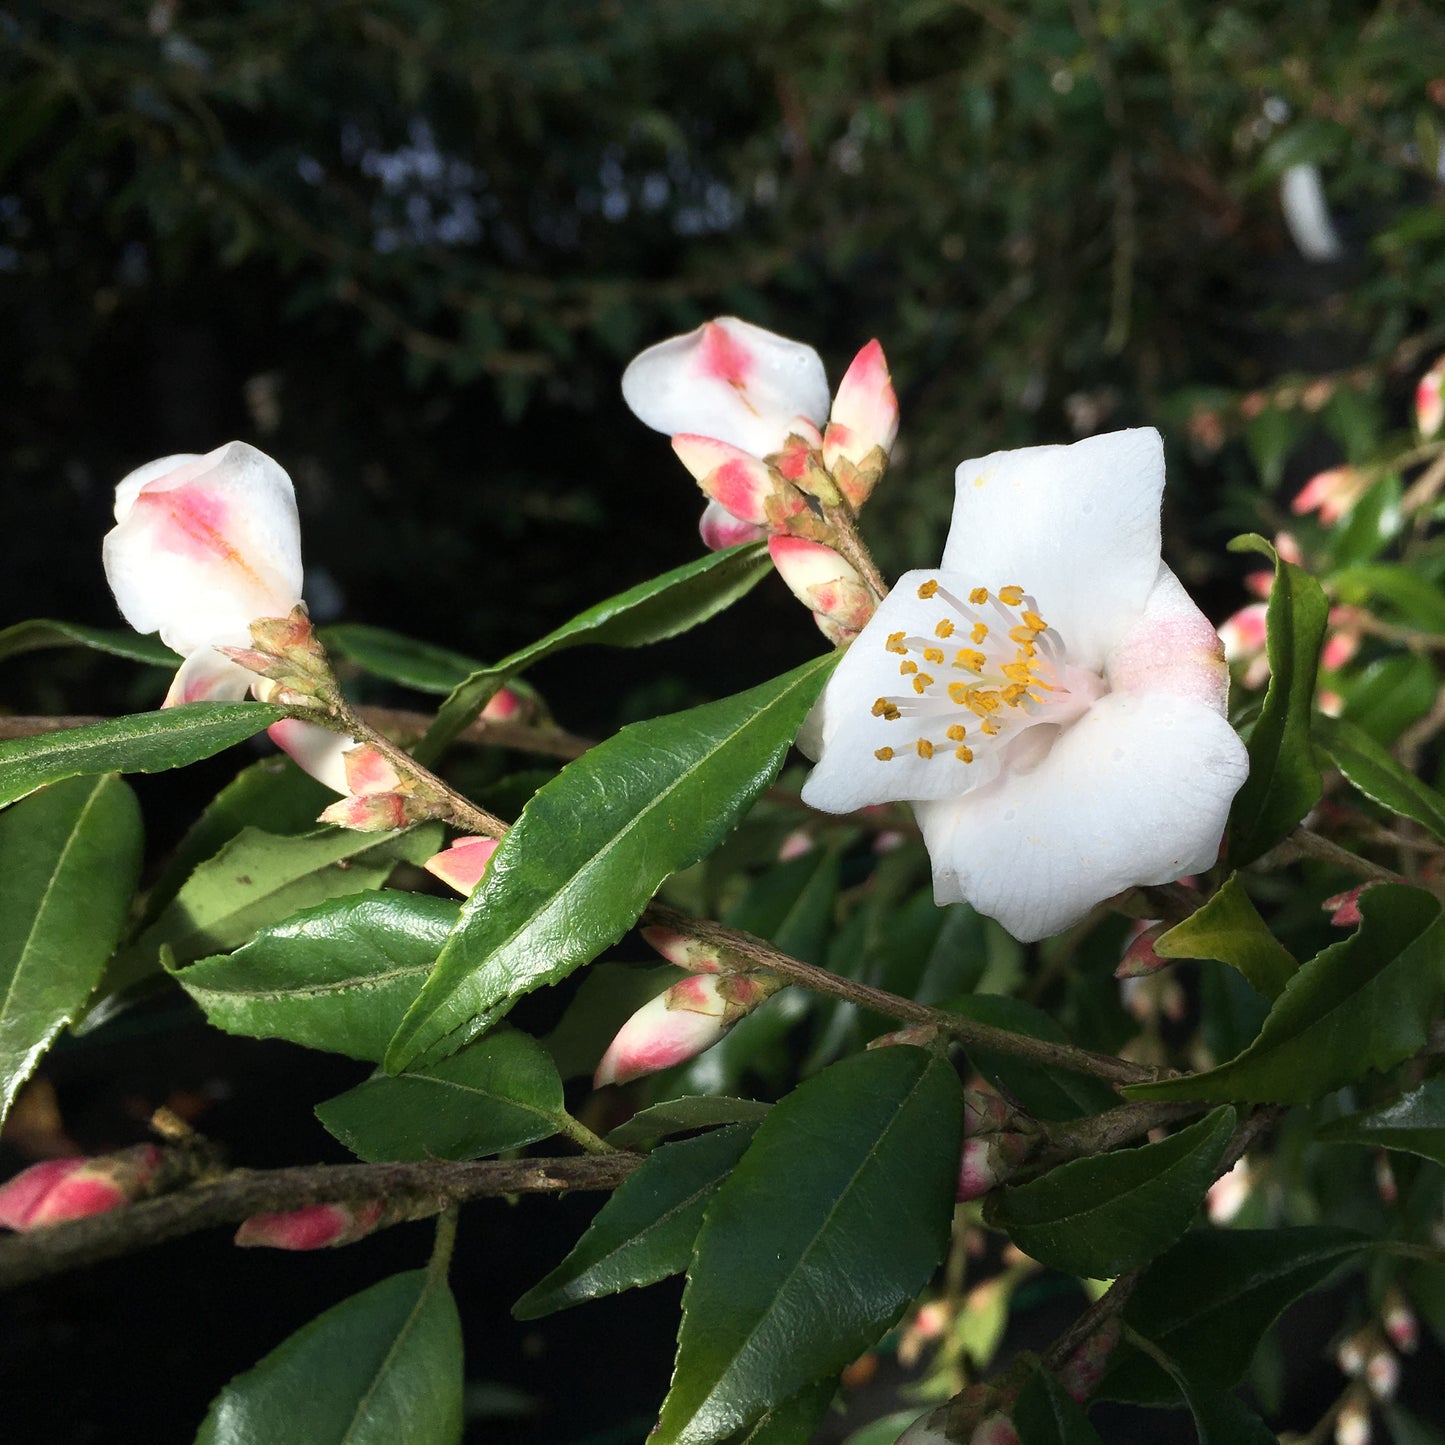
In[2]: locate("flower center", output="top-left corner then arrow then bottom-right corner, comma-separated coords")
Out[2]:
869,578 -> 1104,771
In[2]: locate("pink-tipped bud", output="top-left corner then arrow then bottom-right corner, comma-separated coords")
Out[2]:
1057,1317 -> 1122,1403
1293,466 -> 1370,526
639,925 -> 733,974
235,1200 -> 386,1250
777,828 -> 816,862
1383,1290 -> 1418,1354
341,744 -> 403,798
823,340 -> 899,507
593,972 -> 779,1087
1375,1152 -> 1397,1206
699,499 -> 768,552
423,835 -> 499,897
672,435 -> 785,526
1364,1347 -> 1399,1401
1335,1398 -> 1371,1445
961,1090 -> 1015,1138
318,792 -> 419,831
1323,885 -> 1370,928
480,686 -> 523,722
956,1133 -> 1032,1202
1218,602 -> 1270,689
1116,920 -> 1171,979
1416,355 -> 1445,439
1206,1156 -> 1254,1225
768,536 -> 874,634
0,1144 -> 165,1230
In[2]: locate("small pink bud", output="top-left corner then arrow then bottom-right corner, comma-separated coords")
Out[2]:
777,828 -> 816,862
1293,466 -> 1370,526
480,687 -> 523,722
640,925 -> 728,974
1416,355 -> 1445,439
1335,1398 -> 1371,1445
768,536 -> 874,633
823,340 -> 899,487
1245,569 -> 1274,599
235,1200 -> 386,1250
672,434 -> 783,526
423,835 -> 499,897
1057,1318 -> 1122,1403
1274,530 -> 1304,566
0,1144 -> 165,1230
318,792 -> 415,831
1206,1156 -> 1254,1225
868,1022 -> 945,1050
1364,1347 -> 1399,1401
1383,1290 -> 1418,1353
969,1416 -> 1021,1445
956,1133 -> 1032,1202
1375,1152 -> 1397,1206
699,499 -> 768,552
1116,920 -> 1170,979
1323,885 -> 1370,927
1337,1332 -> 1367,1377
961,1090 -> 1015,1138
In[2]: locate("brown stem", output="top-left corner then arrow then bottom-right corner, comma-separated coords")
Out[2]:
0,1154 -> 639,1294
820,499 -> 890,603
1036,1100 -> 1206,1164
1288,826 -> 1404,885
1042,1270 -> 1142,1374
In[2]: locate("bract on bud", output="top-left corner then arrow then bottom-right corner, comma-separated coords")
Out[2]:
961,1090 -> 1016,1138
956,1133 -> 1032,1202
823,339 -> 899,506
0,1144 -> 166,1230
594,972 -> 780,1087
235,1200 -> 386,1250
640,925 -> 730,973
1416,354 -> 1445,439
868,1023 -> 946,1050
424,836 -> 500,897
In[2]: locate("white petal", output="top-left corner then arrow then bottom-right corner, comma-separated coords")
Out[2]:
103,442 -> 303,656
1106,564 -> 1230,713
267,719 -> 353,795
915,690 -> 1248,942
161,648 -> 254,706
621,318 -> 830,457
941,428 -> 1166,669
799,571 -> 1005,813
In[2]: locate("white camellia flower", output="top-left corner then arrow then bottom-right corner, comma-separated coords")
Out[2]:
800,428 -> 1249,943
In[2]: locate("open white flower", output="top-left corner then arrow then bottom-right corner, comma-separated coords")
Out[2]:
800,428 -> 1248,942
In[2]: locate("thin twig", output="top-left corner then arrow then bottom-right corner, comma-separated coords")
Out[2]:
1288,826 -> 1404,884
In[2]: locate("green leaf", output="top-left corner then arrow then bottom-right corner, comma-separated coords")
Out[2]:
316,1029 -> 566,1161
938,994 -> 1119,1122
653,1046 -> 963,1444
1012,1364 -> 1106,1444
0,775 -> 142,1125
986,1108 -> 1236,1279
840,1413 -> 930,1445
1317,1079 -> 1445,1164
113,823 -> 441,990
1228,554 -> 1328,866
322,624 -> 482,694
1125,885 -> 1445,1104
0,702 -> 288,810
606,1096 -> 773,1150
1123,1331 -> 1278,1445
1341,653 -> 1437,744
727,1377 -> 837,1444
176,893 -> 458,1063
1316,715 -> 1445,843
1103,1227 -> 1370,1404
194,1268 -> 462,1445
1331,562 -> 1445,632
1153,875 -> 1296,1000
418,542 -> 772,762
0,617 -> 180,668
513,1124 -> 757,1319
387,654 -> 836,1072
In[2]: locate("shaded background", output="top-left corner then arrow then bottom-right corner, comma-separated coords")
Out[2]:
3,1 -> 1444,1440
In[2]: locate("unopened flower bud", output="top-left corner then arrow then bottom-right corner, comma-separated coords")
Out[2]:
768,536 -> 875,635
868,1022 -> 946,1050
480,686 -> 525,722
1057,1318 -> 1122,1402
1375,1152 -> 1397,1206
594,971 -> 780,1087
423,836 -> 500,897
1335,1397 -> 1371,1445
1293,466 -> 1370,526
1382,1289 -> 1418,1354
1206,1156 -> 1254,1224
672,434 -> 795,528
956,1133 -> 1032,1202
823,340 -> 899,508
961,1090 -> 1015,1138
699,499 -> 768,552
1116,920 -> 1171,979
1336,1330 -> 1369,1377
1364,1347 -> 1399,1401
0,1144 -> 169,1230
235,1200 -> 386,1250
1416,354 -> 1445,439
318,792 -> 433,832
1324,885 -> 1370,928
639,925 -> 733,974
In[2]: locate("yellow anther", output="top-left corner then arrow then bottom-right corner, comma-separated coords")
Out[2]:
948,682 -> 972,705
954,648 -> 986,673
923,647 -> 945,665
886,631 -> 908,655
935,619 -> 955,638
999,585 -> 1025,606
969,587 -> 989,605
971,622 -> 988,644
969,690 -> 1001,714
1022,610 -> 1047,632
900,660 -> 918,675
946,723 -> 967,742
912,673 -> 934,694
874,746 -> 895,761
1001,683 -> 1029,705
981,718 -> 1001,736
955,745 -> 974,763
916,738 -> 935,759
1002,661 -> 1033,683
917,579 -> 939,599
1009,625 -> 1037,646
871,697 -> 894,717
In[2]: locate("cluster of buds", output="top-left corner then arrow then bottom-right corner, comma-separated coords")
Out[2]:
235,1192 -> 448,1250
1336,1319 -> 1408,1412
622,318 -> 899,641
0,1143 -> 193,1230
955,1089 -> 1035,1203
590,924 -> 786,1086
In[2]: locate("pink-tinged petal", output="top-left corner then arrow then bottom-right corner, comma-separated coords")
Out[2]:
768,535 -> 861,606
1219,602 -> 1269,662
0,1144 -> 164,1230
777,828 -> 815,862
0,1159 -> 86,1230
267,719 -> 355,795
1245,570 -> 1274,599
955,1134 -> 1031,1201
942,429 -> 1167,671
914,690 -> 1248,941
1275,531 -> 1303,566
1106,564 -> 1230,712
1416,356 -> 1445,439
640,925 -> 727,973
1384,1292 -> 1419,1354
1291,466 -> 1368,525
621,318 -> 831,458
968,1415 -> 1021,1445
824,339 -> 899,470
162,648 -> 255,707
698,499 -> 767,551
672,434 -> 779,524
424,836 -> 499,897
234,1200 -> 385,1250
343,745 -> 403,797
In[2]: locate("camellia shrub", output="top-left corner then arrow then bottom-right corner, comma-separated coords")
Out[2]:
2,319 -> 1445,1444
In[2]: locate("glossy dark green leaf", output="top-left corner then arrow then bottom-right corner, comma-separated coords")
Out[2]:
1317,1079 -> 1445,1164
727,1377 -> 837,1444
1103,1227 -> 1371,1404
1123,1331 -> 1278,1445
112,823 -> 441,990
1125,885 -> 1445,1104
1341,653 -> 1437,744
1316,715 -> 1445,843
939,994 -> 1119,1121
987,1108 -> 1235,1279
194,1268 -> 462,1445
1154,875 -> 1296,1000
0,617 -> 180,667
387,655 -> 836,1072
0,702 -> 287,809
606,1096 -> 773,1150
839,1413 -> 928,1445
1227,544 -> 1328,866
176,893 -> 458,1063
654,1047 -> 963,1444
418,542 -> 772,761
513,1124 -> 756,1319
317,1029 -> 566,1161
322,624 -> 482,694
1012,1364 -> 1106,1444
0,775 -> 142,1125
